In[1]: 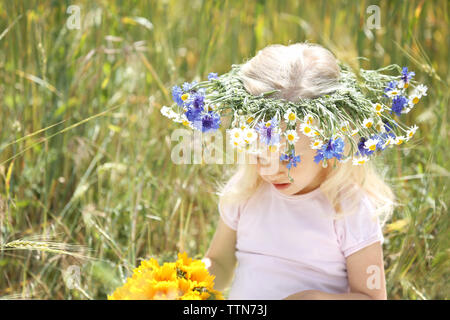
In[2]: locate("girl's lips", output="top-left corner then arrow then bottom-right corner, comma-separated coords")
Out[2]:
273,183 -> 291,190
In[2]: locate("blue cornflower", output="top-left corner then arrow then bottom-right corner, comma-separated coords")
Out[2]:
182,81 -> 198,92
401,67 -> 415,83
256,116 -> 281,146
171,85 -> 184,106
208,72 -> 218,81
184,89 -> 206,109
357,137 -> 374,156
382,119 -> 393,132
391,95 -> 408,116
280,150 -> 301,169
192,111 -> 221,133
185,106 -> 203,122
314,137 -> 345,163
384,80 -> 398,93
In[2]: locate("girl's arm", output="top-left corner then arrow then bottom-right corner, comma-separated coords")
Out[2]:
283,242 -> 387,300
202,216 -> 238,292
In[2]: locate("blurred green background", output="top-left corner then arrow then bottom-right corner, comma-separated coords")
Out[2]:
0,0 -> 448,299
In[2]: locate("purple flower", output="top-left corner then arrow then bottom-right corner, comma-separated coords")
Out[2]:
171,85 -> 184,106
208,72 -> 218,81
401,67 -> 415,83
192,111 -> 221,133
280,150 -> 301,169
256,116 -> 281,146
314,137 -> 345,163
391,95 -> 408,116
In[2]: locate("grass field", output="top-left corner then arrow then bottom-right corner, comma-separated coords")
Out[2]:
0,0 -> 448,299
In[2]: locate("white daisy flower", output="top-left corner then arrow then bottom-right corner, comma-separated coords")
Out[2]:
394,136 -> 406,145
340,121 -> 349,132
373,102 -> 384,115
363,118 -> 374,129
375,121 -> 386,133
402,106 -> 412,114
284,109 -> 297,124
304,114 -> 315,125
409,93 -> 421,105
352,156 -> 369,165
160,106 -> 175,119
243,128 -> 258,144
387,89 -> 400,98
398,80 -> 409,89
364,138 -> 379,152
406,125 -> 418,140
383,137 -> 394,148
285,129 -> 299,145
245,116 -> 255,125
415,84 -> 428,97
351,128 -> 359,136
180,93 -> 190,101
339,157 -> 351,163
174,114 -> 194,129
311,140 -> 324,150
229,128 -> 242,140
268,142 -> 282,153
300,123 -> 316,137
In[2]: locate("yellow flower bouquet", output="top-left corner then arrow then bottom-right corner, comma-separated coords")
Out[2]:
108,252 -> 224,300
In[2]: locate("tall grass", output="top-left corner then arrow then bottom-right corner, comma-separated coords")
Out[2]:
0,0 -> 448,299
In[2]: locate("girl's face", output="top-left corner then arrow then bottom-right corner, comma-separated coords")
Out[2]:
253,125 -> 331,196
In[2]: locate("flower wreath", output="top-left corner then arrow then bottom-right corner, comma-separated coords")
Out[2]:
161,62 -> 427,182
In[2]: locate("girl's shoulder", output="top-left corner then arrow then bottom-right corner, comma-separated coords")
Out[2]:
333,186 -> 385,258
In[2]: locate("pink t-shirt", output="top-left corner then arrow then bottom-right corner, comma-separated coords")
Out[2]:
219,181 -> 384,300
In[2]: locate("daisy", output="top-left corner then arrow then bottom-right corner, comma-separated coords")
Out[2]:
402,106 -> 412,114
383,136 -> 395,148
363,118 -> 374,129
351,128 -> 359,136
246,116 -> 255,124
181,93 -> 190,101
243,128 -> 258,144
364,138 -> 379,152
339,121 -> 349,132
160,106 -> 175,119
304,114 -> 315,125
173,113 -> 194,129
387,89 -> 400,98
229,127 -> 242,140
375,121 -> 386,133
409,92 -> 421,105
395,136 -> 406,145
406,125 -> 418,140
300,123 -> 316,137
352,156 -> 369,165
311,139 -> 324,150
373,102 -> 384,115
285,129 -> 299,145
268,142 -> 282,153
284,109 -> 297,125
415,84 -> 428,97
397,79 -> 409,89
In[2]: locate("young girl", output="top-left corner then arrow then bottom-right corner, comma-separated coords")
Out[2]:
202,43 -> 394,300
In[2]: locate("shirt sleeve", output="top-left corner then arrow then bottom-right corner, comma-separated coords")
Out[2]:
333,194 -> 385,258
218,200 -> 242,231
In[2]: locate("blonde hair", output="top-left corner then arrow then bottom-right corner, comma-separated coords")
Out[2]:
217,42 -> 394,226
